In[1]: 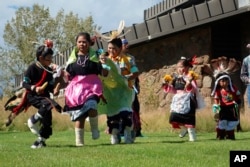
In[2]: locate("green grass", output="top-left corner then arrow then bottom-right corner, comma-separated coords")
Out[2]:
1,130 -> 250,167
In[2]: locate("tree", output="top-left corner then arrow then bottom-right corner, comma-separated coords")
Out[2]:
1,4 -> 98,95
4,4 -> 97,64
52,9 -> 97,52
0,47 -> 26,95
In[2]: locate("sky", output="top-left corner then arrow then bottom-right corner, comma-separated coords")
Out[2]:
0,0 -> 162,47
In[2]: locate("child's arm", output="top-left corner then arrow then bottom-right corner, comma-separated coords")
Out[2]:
162,83 -> 176,94
240,58 -> 250,84
212,91 -> 220,113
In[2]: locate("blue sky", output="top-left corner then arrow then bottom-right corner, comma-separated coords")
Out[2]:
0,0 -> 162,47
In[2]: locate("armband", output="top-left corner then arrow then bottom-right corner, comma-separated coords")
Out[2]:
102,64 -> 111,71
212,104 -> 220,113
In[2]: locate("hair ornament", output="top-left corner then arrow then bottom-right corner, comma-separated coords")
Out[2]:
94,20 -> 131,41
44,39 -> 53,48
30,39 -> 54,49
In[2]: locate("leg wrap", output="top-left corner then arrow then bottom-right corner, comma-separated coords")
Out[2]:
107,114 -> 120,134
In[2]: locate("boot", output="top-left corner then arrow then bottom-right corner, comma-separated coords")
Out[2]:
75,128 -> 84,146
110,128 -> 121,144
226,130 -> 235,140
89,116 -> 100,140
217,129 -> 226,140
124,126 -> 134,144
179,126 -> 188,138
187,128 -> 196,142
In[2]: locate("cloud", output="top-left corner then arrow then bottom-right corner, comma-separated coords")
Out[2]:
7,5 -> 19,10
0,0 -> 161,47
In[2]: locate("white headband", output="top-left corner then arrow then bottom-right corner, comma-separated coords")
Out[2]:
211,75 -> 234,96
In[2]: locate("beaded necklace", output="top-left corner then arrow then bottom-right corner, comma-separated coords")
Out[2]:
77,54 -> 89,67
36,61 -> 54,74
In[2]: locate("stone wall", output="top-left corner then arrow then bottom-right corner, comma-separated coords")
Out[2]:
128,24 -> 250,112
137,55 -> 213,112
128,27 -> 211,112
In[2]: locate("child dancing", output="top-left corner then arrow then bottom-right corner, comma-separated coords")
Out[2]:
23,41 -> 62,148
210,57 -> 241,140
162,57 -> 199,141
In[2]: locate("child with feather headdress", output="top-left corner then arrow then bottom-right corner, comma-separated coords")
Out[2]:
210,56 -> 241,140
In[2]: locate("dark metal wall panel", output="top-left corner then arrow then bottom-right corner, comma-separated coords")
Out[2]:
195,2 -> 210,21
183,6 -> 198,24
158,14 -> 173,32
221,0 -> 237,13
147,18 -> 161,35
134,22 -> 149,39
208,0 -> 223,17
124,26 -> 137,41
171,10 -> 185,28
100,32 -> 110,49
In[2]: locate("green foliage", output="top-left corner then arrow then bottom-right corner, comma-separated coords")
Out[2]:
3,4 -> 97,63
0,48 -> 26,94
1,4 -> 98,94
0,131 -> 250,167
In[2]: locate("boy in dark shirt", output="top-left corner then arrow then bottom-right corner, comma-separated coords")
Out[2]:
23,44 -> 62,149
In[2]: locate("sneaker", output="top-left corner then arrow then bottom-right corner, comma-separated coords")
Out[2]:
76,142 -> 84,147
27,118 -> 40,135
31,140 -> 46,149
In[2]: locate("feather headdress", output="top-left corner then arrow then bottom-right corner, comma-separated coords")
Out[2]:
94,20 -> 131,42
209,56 -> 241,96
210,56 -> 241,78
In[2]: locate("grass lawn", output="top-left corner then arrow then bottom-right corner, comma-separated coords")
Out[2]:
1,130 -> 250,167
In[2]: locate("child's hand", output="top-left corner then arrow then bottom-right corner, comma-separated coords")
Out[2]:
35,86 -> 44,95
53,83 -> 60,96
37,82 -> 49,95
161,82 -> 168,90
